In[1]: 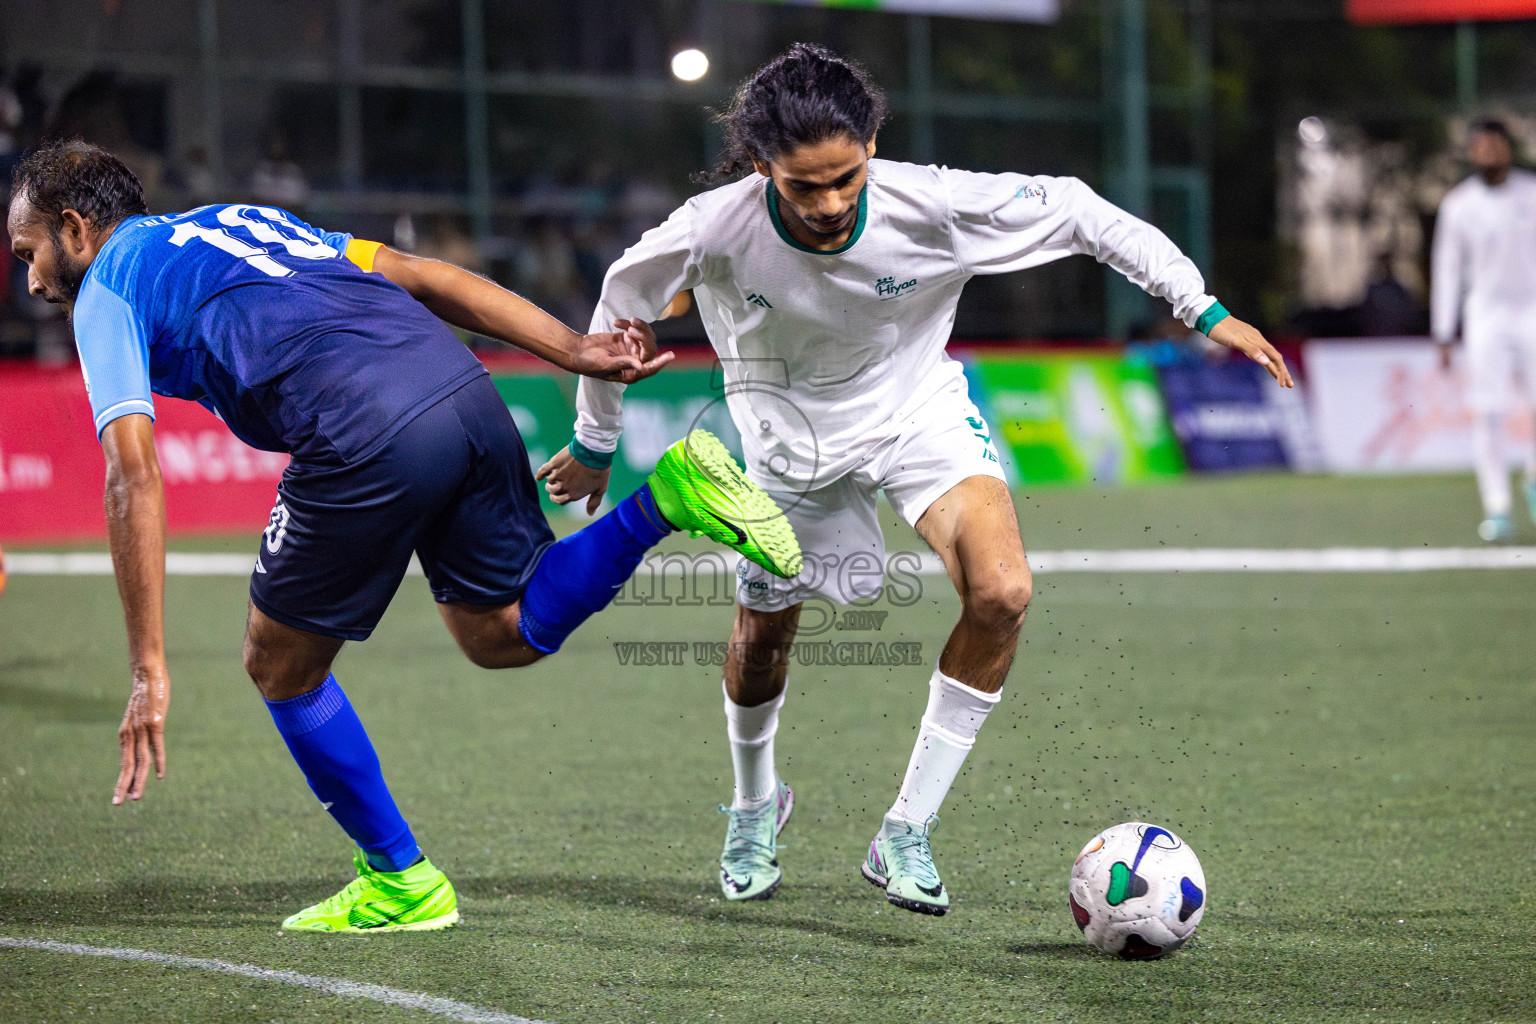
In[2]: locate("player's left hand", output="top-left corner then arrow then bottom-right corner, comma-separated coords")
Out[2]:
113,665 -> 169,805
569,318 -> 673,383
1207,316 -> 1294,388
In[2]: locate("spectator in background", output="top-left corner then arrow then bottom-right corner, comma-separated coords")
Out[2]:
250,134 -> 309,209
0,201 -> 11,312
51,71 -> 164,195
1359,252 -> 1425,337
1431,119 -> 1536,542
177,145 -> 218,202
415,214 -> 483,276
0,83 -> 22,183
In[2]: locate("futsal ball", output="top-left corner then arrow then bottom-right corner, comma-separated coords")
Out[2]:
1068,821 -> 1206,959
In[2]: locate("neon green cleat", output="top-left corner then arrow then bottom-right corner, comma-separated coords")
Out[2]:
281,852 -> 459,934
861,816 -> 951,916
647,430 -> 802,579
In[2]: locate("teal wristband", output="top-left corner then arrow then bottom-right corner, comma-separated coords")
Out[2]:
1195,301 -> 1230,337
569,436 -> 614,470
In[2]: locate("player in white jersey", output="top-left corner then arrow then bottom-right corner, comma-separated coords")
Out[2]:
538,44 -> 1293,914
1431,119 -> 1536,542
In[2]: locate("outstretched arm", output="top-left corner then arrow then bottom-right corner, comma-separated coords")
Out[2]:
101,413 -> 170,804
947,169 -> 1291,387
541,205 -> 702,514
1430,196 -> 1466,372
368,244 -> 671,384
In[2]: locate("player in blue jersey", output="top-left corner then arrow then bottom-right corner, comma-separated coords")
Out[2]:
8,140 -> 801,933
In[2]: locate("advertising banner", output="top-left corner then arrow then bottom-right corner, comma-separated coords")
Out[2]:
1304,338 -> 1533,474
0,365 -> 288,544
964,352 -> 1185,485
1158,359 -> 1321,473
734,0 -> 1059,23
489,363 -> 744,514
1348,0 -> 1536,24
3,346 -> 1196,544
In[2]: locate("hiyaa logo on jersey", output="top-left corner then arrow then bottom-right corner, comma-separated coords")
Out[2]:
1014,183 -> 1048,205
875,276 -> 917,300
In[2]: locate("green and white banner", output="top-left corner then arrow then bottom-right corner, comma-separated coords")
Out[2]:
491,365 -> 744,513
489,347 -> 1181,514
965,352 -> 1185,485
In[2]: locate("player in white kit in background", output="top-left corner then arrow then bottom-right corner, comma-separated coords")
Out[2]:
1431,119 -> 1536,542
537,44 -> 1294,915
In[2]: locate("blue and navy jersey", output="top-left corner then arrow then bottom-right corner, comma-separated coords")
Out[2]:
73,204 -> 485,462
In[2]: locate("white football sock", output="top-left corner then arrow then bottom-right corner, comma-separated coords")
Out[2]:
1473,412 -> 1512,518
886,667 -> 1001,828
723,681 -> 784,809
1523,423 -> 1536,487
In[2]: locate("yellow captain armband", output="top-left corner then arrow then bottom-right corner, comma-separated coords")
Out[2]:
344,239 -> 384,273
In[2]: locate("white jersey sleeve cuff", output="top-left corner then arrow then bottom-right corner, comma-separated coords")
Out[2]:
94,399 -> 156,438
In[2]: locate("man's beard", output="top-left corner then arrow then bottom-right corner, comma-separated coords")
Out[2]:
51,230 -> 89,309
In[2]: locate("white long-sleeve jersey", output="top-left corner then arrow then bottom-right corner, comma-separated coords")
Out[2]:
1431,168 -> 1536,342
577,159 -> 1219,487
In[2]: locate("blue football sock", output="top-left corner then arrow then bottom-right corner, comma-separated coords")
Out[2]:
265,674 -> 421,872
518,484 -> 674,653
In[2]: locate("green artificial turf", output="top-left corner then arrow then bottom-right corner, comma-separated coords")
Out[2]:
2,474 -> 1534,1023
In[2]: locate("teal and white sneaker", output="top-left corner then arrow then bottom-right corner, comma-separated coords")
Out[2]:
1479,515 -> 1514,543
718,779 -> 794,901
862,816 -> 950,916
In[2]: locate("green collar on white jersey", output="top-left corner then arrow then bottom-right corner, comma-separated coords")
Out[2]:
765,180 -> 869,256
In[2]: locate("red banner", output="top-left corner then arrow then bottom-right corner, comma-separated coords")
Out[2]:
0,365 -> 287,544
1348,0 -> 1536,24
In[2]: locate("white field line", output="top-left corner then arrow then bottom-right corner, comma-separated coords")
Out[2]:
7,547 -> 1536,577
5,553 -> 428,576
0,937 -> 551,1024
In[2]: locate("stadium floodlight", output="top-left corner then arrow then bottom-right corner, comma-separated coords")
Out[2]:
671,48 -> 710,82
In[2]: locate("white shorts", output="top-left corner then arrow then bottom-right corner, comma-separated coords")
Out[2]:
736,373 -> 1006,612
1465,319 -> 1536,413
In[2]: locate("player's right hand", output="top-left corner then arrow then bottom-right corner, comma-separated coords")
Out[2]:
113,665 -> 168,805
536,447 -> 612,515
569,318 -> 673,384
1207,316 -> 1294,388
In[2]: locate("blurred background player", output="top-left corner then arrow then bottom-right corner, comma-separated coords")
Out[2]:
8,140 -> 798,934
1431,119 -> 1536,542
537,43 -> 1292,916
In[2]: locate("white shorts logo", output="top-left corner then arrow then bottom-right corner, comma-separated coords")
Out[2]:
264,496 -> 291,554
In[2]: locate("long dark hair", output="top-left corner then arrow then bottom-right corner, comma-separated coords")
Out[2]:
700,42 -> 888,184
11,139 -> 148,231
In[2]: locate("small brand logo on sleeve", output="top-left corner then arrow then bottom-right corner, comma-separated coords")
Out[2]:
1013,183 -> 1048,204
746,292 -> 773,308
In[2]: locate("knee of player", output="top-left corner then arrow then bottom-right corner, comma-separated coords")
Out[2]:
465,643 -> 546,670
242,637 -> 274,688
965,574 -> 1032,630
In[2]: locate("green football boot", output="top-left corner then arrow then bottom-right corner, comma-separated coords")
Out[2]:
719,779 -> 795,901
281,852 -> 459,934
647,430 -> 802,579
862,816 -> 950,916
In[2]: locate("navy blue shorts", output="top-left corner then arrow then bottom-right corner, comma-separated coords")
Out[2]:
249,374 -> 556,641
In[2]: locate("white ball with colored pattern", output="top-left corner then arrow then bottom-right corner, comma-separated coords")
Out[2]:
1068,821 -> 1207,958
